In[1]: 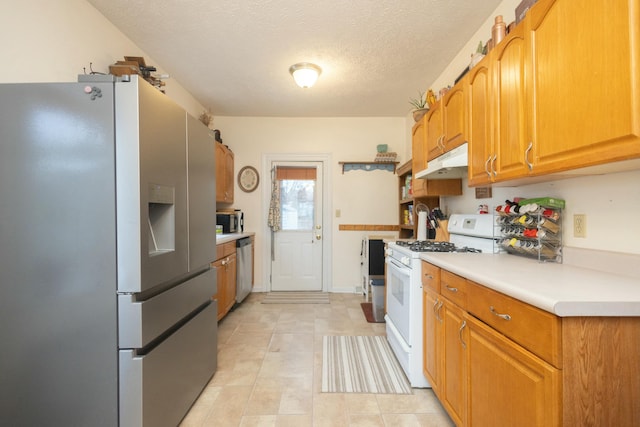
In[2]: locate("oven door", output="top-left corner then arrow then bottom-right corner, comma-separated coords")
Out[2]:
385,257 -> 412,344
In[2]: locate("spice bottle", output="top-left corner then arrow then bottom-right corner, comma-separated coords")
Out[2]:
492,15 -> 506,46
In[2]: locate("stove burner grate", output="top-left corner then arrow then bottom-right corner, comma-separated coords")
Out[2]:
396,240 -> 455,252
395,240 -> 482,253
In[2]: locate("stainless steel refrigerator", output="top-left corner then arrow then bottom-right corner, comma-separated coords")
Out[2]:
0,75 -> 217,426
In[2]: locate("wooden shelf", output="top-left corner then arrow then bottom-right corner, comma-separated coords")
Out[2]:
339,162 -> 399,174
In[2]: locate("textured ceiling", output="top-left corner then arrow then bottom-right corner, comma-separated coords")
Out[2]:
87,0 -> 502,117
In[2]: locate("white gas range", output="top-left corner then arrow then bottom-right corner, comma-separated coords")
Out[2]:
384,214 -> 495,388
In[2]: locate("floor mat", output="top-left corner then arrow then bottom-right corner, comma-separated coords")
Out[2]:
322,335 -> 412,394
261,291 -> 330,304
360,302 -> 384,323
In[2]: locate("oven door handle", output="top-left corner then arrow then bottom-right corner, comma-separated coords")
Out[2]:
386,258 -> 411,276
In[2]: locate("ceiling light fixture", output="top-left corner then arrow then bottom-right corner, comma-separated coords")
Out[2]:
289,62 -> 322,88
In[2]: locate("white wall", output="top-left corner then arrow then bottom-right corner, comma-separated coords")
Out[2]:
214,117 -> 406,292
442,170 -> 640,254
0,0 -> 205,117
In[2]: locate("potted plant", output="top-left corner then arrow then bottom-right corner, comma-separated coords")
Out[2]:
409,90 -> 429,122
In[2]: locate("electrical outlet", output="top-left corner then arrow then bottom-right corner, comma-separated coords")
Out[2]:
574,214 -> 586,238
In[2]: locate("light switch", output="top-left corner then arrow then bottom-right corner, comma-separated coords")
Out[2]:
335,209 -> 341,218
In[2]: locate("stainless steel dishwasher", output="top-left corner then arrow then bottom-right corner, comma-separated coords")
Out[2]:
235,237 -> 252,303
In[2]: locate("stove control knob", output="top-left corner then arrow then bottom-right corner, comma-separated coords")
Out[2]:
385,248 -> 393,256
401,256 -> 411,266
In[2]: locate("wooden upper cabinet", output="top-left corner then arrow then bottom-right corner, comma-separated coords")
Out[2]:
466,55 -> 493,186
224,146 -> 234,201
442,81 -> 466,152
527,0 -> 640,174
492,22 -> 530,181
465,0 -> 640,187
411,116 -> 430,197
215,142 -> 234,203
424,80 -> 466,164
412,116 -> 427,174
411,116 -> 463,198
425,102 -> 444,161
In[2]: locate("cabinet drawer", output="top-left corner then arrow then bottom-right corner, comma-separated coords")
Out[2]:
440,270 -> 467,309
216,241 -> 236,259
421,261 -> 441,292
119,302 -> 217,426
466,280 -> 562,368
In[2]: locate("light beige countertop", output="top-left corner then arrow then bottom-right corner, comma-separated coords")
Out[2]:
216,232 -> 255,245
420,251 -> 640,317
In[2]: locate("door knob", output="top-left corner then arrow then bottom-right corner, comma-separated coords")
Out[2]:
316,234 -> 322,240
316,225 -> 322,230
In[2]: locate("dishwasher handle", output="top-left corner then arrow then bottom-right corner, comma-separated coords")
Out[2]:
236,237 -> 252,248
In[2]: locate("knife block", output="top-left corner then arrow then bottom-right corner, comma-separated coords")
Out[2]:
434,220 -> 450,242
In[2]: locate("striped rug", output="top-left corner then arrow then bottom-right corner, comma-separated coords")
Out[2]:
261,291 -> 330,304
322,335 -> 412,394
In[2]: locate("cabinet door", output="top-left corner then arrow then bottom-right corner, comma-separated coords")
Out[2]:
442,82 -> 466,152
212,258 -> 226,321
467,55 -> 493,186
492,23 -> 530,181
215,143 -> 226,203
467,315 -> 561,427
215,143 -> 235,203
224,148 -> 234,203
412,117 -> 429,197
528,0 -> 640,174
426,103 -> 444,161
423,289 -> 441,393
442,302 -> 467,427
224,252 -> 237,314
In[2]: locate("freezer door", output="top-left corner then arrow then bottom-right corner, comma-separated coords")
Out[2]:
119,301 -> 217,427
0,81 -> 118,426
187,114 -> 217,270
116,77 -> 190,292
118,268 -> 216,348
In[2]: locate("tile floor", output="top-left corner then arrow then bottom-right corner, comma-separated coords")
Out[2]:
180,292 -> 455,427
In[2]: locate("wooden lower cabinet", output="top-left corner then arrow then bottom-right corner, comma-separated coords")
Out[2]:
423,260 -> 640,426
222,252 -> 236,316
423,289 -> 441,392
561,317 -> 640,427
466,315 -> 560,427
212,241 -> 237,321
423,285 -> 468,426
441,301 -> 468,426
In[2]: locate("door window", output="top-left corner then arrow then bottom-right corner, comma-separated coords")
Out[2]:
276,166 -> 317,231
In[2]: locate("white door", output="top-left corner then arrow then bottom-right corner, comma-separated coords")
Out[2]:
270,161 -> 323,291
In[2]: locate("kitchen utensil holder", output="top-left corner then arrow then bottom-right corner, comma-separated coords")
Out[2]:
494,205 -> 563,263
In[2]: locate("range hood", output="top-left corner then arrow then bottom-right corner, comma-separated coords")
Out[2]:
415,142 -> 468,180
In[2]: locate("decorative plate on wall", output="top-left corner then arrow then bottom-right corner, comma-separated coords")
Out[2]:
238,166 -> 259,192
